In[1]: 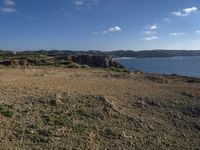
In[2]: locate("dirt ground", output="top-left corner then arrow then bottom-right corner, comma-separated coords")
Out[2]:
0,66 -> 199,150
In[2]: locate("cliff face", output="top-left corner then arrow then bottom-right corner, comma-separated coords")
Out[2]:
70,55 -> 124,68
0,55 -> 125,68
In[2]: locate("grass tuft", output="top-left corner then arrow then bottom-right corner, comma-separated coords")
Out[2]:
77,109 -> 91,117
0,104 -> 15,117
43,114 -> 69,126
108,67 -> 130,73
73,124 -> 87,133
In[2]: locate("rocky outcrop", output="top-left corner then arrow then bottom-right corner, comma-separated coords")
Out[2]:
0,59 -> 29,66
69,55 -> 124,68
0,55 -> 125,69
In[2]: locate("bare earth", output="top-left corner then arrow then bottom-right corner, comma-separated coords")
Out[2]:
0,66 -> 199,150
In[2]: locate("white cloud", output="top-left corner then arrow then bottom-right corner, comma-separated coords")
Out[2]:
73,0 -> 84,6
107,26 -> 122,32
94,26 -> 122,34
3,0 -> 15,6
0,7 -> 16,13
196,30 -> 200,34
184,7 -> 198,14
143,36 -> 158,41
102,26 -> 122,34
144,31 -> 156,35
1,0 -> 16,13
169,32 -> 186,36
143,24 -> 158,40
171,7 -> 198,17
147,24 -> 158,30
73,0 -> 99,8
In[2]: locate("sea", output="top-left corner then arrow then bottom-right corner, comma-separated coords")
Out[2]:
116,56 -> 200,78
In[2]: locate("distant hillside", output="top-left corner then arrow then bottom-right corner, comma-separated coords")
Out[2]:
108,50 -> 200,58
1,50 -> 200,58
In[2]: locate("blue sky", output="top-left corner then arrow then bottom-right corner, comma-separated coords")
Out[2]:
0,0 -> 200,51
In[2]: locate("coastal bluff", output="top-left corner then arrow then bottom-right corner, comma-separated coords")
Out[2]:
69,55 -> 124,68
0,54 -> 125,69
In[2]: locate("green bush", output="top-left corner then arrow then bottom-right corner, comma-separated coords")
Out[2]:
0,104 -> 15,117
80,65 -> 90,68
104,128 -> 117,138
109,67 -> 130,73
77,109 -> 91,117
28,132 -> 49,143
43,114 -> 69,126
65,63 -> 80,68
73,124 -> 87,133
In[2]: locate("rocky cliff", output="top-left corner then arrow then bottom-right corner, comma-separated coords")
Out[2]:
0,59 -> 29,66
0,55 -> 125,68
69,55 -> 124,68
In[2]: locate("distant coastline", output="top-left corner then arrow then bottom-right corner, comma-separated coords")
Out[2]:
114,57 -> 134,59
115,55 -> 200,59
1,49 -> 200,58
117,56 -> 200,78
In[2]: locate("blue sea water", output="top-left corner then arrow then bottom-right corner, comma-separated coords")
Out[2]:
116,56 -> 200,78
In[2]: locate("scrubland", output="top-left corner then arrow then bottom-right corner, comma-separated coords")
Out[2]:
0,66 -> 199,149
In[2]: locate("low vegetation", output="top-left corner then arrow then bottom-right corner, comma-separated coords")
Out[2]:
107,67 -> 130,73
0,51 -> 124,69
77,109 -> 91,117
43,114 -> 70,126
0,104 -> 15,117
0,67 -> 199,149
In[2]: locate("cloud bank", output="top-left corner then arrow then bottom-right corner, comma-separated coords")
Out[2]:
171,7 -> 198,17
1,0 -> 16,13
3,0 -> 15,6
73,0 -> 99,8
143,36 -> 158,41
143,24 -> 159,41
169,32 -> 186,36
95,26 -> 122,34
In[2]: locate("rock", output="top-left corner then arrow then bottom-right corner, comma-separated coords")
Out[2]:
181,91 -> 194,98
121,131 -> 133,139
193,123 -> 200,131
0,54 -> 125,69
0,59 -> 29,66
49,93 -> 63,106
183,106 -> 200,117
133,97 -> 161,108
69,55 -> 125,68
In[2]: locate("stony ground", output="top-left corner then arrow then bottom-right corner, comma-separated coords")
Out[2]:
0,66 -> 199,150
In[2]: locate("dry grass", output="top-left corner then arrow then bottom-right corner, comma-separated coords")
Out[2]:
0,66 -> 199,149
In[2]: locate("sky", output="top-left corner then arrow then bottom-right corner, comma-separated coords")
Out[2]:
0,0 -> 200,51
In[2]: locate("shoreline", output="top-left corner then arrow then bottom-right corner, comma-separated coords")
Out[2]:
116,56 -> 200,78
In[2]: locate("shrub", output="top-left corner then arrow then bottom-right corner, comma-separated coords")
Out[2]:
66,63 -> 80,68
109,67 -> 130,73
80,65 -> 90,68
77,109 -> 91,117
28,132 -> 49,143
73,124 -> 87,133
43,114 -> 69,126
104,128 -> 117,138
0,104 -> 15,117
